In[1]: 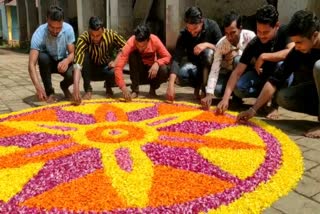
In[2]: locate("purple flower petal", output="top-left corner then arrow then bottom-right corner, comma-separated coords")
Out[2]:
10,148 -> 103,204
127,105 -> 158,122
56,109 -> 96,124
0,133 -> 69,148
158,121 -> 233,135
115,148 -> 133,172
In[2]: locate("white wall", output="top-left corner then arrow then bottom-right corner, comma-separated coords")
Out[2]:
278,0 -> 308,24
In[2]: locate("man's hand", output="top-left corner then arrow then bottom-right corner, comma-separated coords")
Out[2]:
121,87 -> 132,102
57,59 -> 69,73
201,94 -> 214,110
108,60 -> 115,68
148,62 -> 159,79
36,87 -> 47,102
216,98 -> 229,114
255,54 -> 265,75
224,49 -> 238,62
237,107 -> 256,123
166,83 -> 175,103
193,43 -> 207,56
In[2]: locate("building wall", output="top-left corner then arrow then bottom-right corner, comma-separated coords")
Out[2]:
278,0 -> 308,24
196,0 -> 265,26
0,9 -> 2,38
0,4 -> 8,40
109,0 -> 133,38
9,6 -> 19,41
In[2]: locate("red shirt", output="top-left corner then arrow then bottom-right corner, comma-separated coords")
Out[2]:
115,34 -> 171,89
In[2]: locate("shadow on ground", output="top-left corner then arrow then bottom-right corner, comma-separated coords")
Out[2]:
261,119 -> 319,136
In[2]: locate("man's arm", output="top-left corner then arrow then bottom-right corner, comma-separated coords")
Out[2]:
72,33 -> 88,103
216,63 -> 247,113
154,36 -> 172,65
72,66 -> 82,105
58,43 -> 75,73
201,49 -> 223,109
66,44 -> 75,64
237,81 -> 277,122
28,49 -> 47,101
194,41 -> 217,56
261,42 -> 295,62
148,36 -> 172,79
255,42 -> 295,73
252,81 -> 277,111
114,37 -> 134,101
205,44 -> 224,95
114,37 -> 134,89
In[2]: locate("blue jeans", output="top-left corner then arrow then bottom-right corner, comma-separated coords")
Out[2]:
177,63 -> 198,87
214,56 -> 241,98
177,48 -> 214,90
234,69 -> 264,98
234,62 -> 289,98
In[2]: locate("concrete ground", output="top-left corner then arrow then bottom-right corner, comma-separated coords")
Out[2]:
0,48 -> 319,213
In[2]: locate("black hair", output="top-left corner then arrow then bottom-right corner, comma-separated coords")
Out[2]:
134,24 -> 150,42
256,5 -> 279,27
47,5 -> 64,21
266,0 -> 278,9
184,6 -> 203,24
223,10 -> 242,29
287,10 -> 320,39
89,16 -> 103,31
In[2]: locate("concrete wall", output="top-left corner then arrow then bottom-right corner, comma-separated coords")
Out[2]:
0,4 -> 7,40
10,6 -> 19,41
306,0 -> 320,17
278,0 -> 308,24
76,0 -> 105,35
25,0 -> 39,41
132,0 -> 166,41
109,0 -> 132,38
197,0 -> 265,26
16,0 -> 27,45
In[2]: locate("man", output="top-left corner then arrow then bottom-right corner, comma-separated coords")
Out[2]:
238,10 -> 320,139
114,24 -> 171,101
201,11 -> 256,109
73,16 -> 126,104
166,6 -> 222,102
29,5 -> 75,103
216,5 -> 294,118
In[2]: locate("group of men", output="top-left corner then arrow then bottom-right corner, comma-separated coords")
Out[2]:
28,4 -> 320,139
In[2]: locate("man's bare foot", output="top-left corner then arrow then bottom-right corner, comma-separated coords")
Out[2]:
304,126 -> 320,138
82,92 -> 92,100
62,88 -> 72,100
194,88 -> 201,100
149,88 -> 157,97
131,92 -> 139,98
266,108 -> 279,120
200,90 -> 206,99
106,87 -> 114,98
46,94 -> 58,103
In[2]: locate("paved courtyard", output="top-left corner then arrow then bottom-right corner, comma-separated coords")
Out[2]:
0,48 -> 319,213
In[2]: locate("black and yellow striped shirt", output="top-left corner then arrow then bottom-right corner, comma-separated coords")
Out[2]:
74,28 -> 126,66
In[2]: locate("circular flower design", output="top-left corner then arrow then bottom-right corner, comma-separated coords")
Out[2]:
0,99 -> 303,213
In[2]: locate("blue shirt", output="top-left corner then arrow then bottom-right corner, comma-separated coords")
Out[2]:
31,22 -> 75,61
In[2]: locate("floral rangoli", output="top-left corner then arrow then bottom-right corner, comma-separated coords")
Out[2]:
0,99 -> 303,213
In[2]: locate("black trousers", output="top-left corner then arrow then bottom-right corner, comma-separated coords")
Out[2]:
38,52 -> 73,96
128,51 -> 169,93
81,53 -> 115,92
